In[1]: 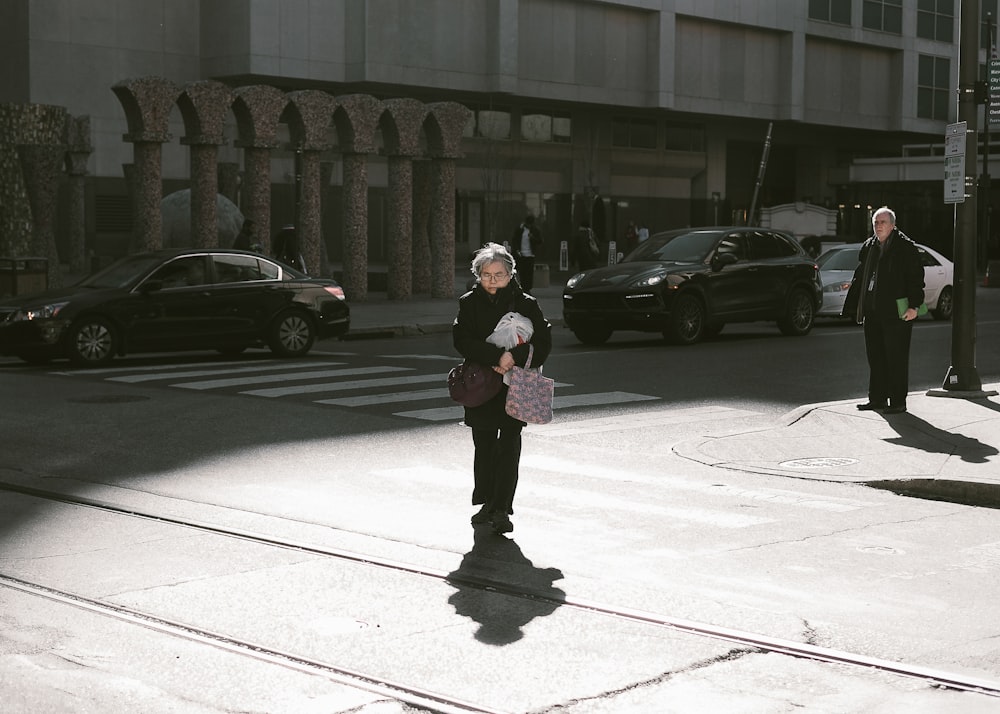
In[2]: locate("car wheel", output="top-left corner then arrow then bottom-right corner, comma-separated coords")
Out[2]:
67,317 -> 117,366
932,286 -> 953,321
666,293 -> 705,345
572,325 -> 612,345
778,289 -> 815,336
267,311 -> 316,357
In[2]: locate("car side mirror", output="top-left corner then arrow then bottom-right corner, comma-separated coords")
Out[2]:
712,253 -> 738,270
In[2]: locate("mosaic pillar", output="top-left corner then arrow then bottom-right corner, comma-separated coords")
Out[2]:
298,149 -> 322,274
187,144 -> 219,247
319,160 -> 336,275
387,156 -> 413,299
178,81 -> 233,249
65,115 -> 93,275
411,160 -> 433,294
334,94 -> 381,302
233,85 -> 288,254
17,144 -> 66,288
218,162 -> 240,205
429,158 -> 457,298
424,102 -> 471,299
112,77 -> 181,253
342,152 -> 369,301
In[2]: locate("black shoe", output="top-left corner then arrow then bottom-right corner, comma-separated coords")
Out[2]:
882,405 -> 907,414
471,504 -> 493,525
856,402 -> 887,411
492,511 -> 513,534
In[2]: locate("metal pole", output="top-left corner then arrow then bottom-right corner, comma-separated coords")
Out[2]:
935,0 -> 993,397
748,122 -> 772,226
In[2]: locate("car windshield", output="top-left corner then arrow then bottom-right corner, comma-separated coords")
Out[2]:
77,255 -> 166,289
817,246 -> 861,271
624,230 -> 721,263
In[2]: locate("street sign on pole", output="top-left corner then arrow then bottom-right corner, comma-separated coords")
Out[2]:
944,122 -> 967,204
989,58 -> 1000,124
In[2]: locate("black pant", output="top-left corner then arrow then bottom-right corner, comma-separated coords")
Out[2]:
471,426 -> 522,515
517,256 -> 535,294
863,315 -> 914,407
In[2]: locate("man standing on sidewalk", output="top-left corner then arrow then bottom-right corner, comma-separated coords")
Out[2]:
843,206 -> 924,414
512,214 -> 542,294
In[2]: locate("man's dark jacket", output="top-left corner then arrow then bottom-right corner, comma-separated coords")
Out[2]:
843,229 -> 924,323
453,282 -> 552,428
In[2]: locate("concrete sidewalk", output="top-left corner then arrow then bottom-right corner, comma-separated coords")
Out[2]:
346,272 -> 1000,501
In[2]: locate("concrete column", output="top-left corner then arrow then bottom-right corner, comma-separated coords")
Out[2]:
17,144 -> 65,288
298,149 -> 322,275
187,143 -> 219,248
242,147 -> 272,253
412,160 -> 433,294
130,141 -> 164,253
342,152 -> 368,301
387,155 -> 413,300
430,157 -> 457,298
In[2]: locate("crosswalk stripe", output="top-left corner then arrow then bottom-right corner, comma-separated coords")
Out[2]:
249,373 -> 443,398
173,366 -> 409,390
49,358 -> 262,376
532,405 -> 760,436
322,388 -> 450,406
108,361 -> 337,383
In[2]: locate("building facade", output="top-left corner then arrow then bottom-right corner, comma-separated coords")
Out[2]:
1,0 -> 995,283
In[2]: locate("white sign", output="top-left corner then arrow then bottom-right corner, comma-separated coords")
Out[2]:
944,122 -> 966,204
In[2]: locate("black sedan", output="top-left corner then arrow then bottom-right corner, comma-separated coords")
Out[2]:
0,249 -> 350,365
562,226 -> 822,345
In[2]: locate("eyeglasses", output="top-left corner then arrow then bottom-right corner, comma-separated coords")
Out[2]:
480,272 -> 510,282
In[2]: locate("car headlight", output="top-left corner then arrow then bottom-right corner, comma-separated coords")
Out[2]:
13,302 -> 69,321
630,272 -> 667,288
823,281 -> 852,294
565,272 -> 586,289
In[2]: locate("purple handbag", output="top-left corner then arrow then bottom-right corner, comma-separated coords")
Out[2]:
504,344 -> 554,424
448,360 -> 503,407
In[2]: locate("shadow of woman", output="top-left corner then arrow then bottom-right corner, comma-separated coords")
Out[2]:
446,526 -> 565,646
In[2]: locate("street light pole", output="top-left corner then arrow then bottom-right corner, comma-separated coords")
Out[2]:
932,0 -> 997,398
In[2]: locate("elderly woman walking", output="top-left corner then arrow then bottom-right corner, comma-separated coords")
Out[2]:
453,243 -> 552,534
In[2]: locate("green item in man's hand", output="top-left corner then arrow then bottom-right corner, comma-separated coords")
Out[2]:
896,297 -> 928,318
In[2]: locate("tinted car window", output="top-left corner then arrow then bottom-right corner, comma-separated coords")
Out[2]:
749,231 -> 800,259
817,246 -> 861,270
147,256 -> 208,289
627,230 -> 725,263
714,232 -> 748,261
213,254 -> 266,282
80,255 -> 163,289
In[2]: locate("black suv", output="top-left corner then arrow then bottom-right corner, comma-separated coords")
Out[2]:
562,226 -> 822,345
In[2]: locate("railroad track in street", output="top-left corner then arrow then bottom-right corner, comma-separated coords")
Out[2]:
4,481 -> 999,709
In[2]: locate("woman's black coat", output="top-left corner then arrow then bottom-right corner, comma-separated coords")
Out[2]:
453,281 -> 552,428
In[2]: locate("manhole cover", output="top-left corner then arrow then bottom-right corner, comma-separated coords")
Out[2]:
68,395 -> 151,404
779,457 -> 859,469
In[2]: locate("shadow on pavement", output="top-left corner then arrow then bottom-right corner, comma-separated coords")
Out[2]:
447,527 -> 565,646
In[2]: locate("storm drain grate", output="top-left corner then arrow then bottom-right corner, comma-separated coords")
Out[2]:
779,457 -> 859,469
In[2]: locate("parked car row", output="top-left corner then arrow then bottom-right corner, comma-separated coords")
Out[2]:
0,249 -> 350,366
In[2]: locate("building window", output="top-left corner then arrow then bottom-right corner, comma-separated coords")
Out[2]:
809,0 -> 851,24
862,0 -> 902,33
463,107 -> 512,140
663,122 -> 704,152
612,118 -> 657,149
918,55 -> 951,120
917,0 -> 955,42
520,110 -> 571,143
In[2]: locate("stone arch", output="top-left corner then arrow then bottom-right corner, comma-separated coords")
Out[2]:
177,80 -> 234,247
111,76 -> 182,253
232,85 -> 288,253
334,94 -> 381,301
283,90 -> 338,276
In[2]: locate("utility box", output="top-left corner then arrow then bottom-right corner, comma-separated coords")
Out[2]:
0,257 -> 49,297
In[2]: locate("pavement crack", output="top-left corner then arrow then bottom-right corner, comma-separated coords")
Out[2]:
532,647 -> 759,712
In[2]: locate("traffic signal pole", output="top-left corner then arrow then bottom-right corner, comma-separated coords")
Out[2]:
931,0 -> 998,399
